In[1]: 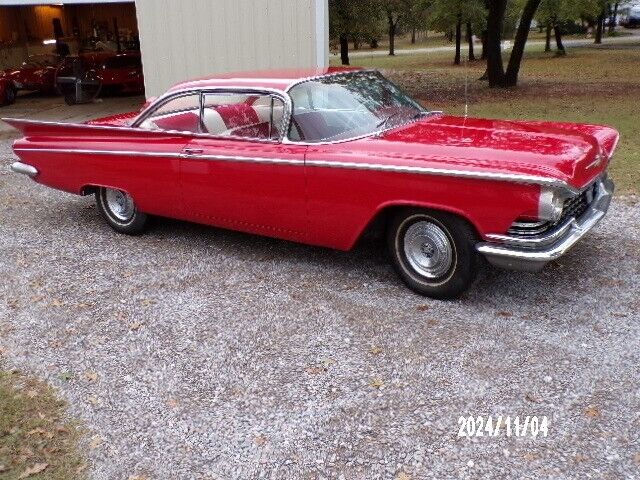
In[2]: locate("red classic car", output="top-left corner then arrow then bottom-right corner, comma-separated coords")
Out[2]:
1,54 -> 60,94
6,68 -> 618,298
56,52 -> 144,104
99,52 -> 145,94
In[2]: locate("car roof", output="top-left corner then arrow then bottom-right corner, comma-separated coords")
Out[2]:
166,67 -> 364,93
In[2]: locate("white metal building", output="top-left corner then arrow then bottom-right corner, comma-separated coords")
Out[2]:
136,0 -> 329,97
0,0 -> 330,97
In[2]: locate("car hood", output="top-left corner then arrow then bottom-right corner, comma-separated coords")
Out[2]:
371,114 -> 619,190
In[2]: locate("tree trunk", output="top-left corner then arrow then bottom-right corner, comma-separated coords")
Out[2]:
545,22 -> 552,52
353,39 -> 359,50
340,33 -> 350,65
504,0 -> 542,87
609,2 -> 619,34
466,22 -> 476,61
370,38 -> 378,49
554,24 -> 566,55
480,30 -> 487,60
486,0 -> 508,87
595,11 -> 604,44
411,27 -> 416,44
454,16 -> 462,65
388,16 -> 396,56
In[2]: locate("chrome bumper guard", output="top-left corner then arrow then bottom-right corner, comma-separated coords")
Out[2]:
10,161 -> 38,178
477,176 -> 614,272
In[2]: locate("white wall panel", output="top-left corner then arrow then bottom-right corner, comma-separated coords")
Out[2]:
135,0 -> 328,97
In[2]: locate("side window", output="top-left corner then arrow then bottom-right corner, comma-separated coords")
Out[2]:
202,93 -> 284,140
139,93 -> 201,133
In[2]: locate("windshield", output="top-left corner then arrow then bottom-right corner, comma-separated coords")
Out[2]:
287,71 -> 427,143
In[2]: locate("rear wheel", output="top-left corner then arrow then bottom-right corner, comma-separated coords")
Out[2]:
387,209 -> 480,299
95,187 -> 148,234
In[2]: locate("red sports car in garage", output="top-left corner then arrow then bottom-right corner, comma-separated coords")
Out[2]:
56,51 -> 144,104
99,52 -> 145,94
5,68 -> 618,298
1,54 -> 60,94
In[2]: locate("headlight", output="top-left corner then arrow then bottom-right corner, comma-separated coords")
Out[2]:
538,188 -> 565,223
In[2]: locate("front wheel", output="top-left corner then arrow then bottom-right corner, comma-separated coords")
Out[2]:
387,209 -> 480,299
95,187 -> 148,235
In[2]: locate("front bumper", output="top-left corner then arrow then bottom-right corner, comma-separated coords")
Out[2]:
477,176 -> 614,272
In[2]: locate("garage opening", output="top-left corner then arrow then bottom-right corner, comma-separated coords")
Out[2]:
0,1 -> 144,103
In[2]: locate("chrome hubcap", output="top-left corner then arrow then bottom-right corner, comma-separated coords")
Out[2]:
105,188 -> 135,222
403,220 -> 453,279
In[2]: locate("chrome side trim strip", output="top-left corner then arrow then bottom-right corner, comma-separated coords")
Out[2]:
10,161 -> 38,177
13,148 -> 305,166
15,147 -> 183,159
13,147 -> 576,190
305,159 -> 577,191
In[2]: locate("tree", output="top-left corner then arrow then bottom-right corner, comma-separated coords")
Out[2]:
537,0 -> 575,55
485,0 -> 542,87
380,0 -> 413,56
466,22 -> 476,61
426,0 -> 485,65
329,0 -> 381,65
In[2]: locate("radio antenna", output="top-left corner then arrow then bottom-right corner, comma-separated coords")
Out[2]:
464,43 -> 469,120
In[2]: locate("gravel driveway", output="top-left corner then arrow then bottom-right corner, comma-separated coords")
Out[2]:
1,137 -> 639,480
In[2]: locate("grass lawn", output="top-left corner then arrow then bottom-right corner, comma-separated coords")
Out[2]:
332,41 -> 640,195
0,369 -> 85,479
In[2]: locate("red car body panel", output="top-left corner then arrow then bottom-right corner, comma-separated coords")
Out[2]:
3,63 -> 58,93
4,68 -> 620,252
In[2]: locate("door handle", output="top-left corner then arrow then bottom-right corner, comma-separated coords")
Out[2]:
183,148 -> 203,156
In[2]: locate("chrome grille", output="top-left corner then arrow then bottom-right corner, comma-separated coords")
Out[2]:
507,220 -> 552,236
507,181 -> 598,238
557,182 -> 597,225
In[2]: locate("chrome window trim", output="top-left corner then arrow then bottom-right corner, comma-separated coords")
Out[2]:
283,68 -> 378,93
132,86 -> 293,144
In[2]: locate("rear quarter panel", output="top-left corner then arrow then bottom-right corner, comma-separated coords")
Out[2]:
10,121 -> 185,219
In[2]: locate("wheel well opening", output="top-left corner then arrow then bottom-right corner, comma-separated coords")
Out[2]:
356,205 -> 481,247
81,185 -> 99,196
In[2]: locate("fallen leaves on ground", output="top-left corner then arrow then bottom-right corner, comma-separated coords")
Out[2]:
305,366 -> 327,375
18,462 -> 48,478
84,371 -> 98,383
369,346 -> 383,355
254,435 -> 268,446
395,472 -> 412,480
89,435 -> 103,449
584,405 -> 601,418
370,378 -> 385,389
129,321 -> 143,331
